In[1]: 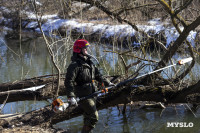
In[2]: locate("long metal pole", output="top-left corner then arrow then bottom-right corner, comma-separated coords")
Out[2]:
112,57 -> 193,88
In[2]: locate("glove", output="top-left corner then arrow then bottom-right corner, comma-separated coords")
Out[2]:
68,97 -> 78,106
109,82 -> 116,86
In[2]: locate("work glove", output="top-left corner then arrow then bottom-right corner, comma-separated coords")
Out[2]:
68,97 -> 78,106
109,82 -> 116,87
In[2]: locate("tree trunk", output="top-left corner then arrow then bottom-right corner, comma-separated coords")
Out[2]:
0,75 -> 116,104
0,74 -> 66,92
0,79 -> 65,104
1,80 -> 200,128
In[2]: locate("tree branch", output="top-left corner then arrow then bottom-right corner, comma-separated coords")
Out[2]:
32,0 -> 61,99
157,15 -> 200,68
156,0 -> 188,28
174,0 -> 193,16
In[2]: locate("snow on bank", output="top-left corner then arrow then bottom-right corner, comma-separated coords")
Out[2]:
0,9 -> 198,47
26,12 -> 58,20
26,14 -> 197,47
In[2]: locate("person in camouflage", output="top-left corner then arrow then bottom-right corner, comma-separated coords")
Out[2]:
65,39 -> 114,133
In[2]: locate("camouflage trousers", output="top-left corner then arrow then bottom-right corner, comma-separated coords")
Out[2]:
79,98 -> 98,128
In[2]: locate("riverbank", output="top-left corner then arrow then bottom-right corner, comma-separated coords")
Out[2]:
0,125 -> 60,133
0,6 -> 199,51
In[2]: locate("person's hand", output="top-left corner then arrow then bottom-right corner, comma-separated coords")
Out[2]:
109,82 -> 116,86
68,97 -> 78,106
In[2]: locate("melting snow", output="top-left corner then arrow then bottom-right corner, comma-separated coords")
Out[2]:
0,9 -> 198,47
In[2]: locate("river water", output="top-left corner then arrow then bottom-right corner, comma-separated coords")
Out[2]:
1,36 -> 200,133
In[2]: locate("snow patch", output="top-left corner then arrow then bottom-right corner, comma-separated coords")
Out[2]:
0,9 -> 198,47
26,12 -> 58,20
187,30 -> 197,46
29,16 -> 199,47
26,21 -> 38,29
35,18 -> 66,32
0,6 -> 11,13
148,18 -> 161,25
35,0 -> 42,6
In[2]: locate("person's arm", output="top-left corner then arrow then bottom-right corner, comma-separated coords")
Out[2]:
94,66 -> 113,86
65,63 -> 79,98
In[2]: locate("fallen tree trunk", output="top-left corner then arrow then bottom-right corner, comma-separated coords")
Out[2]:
0,80 -> 66,104
1,80 -> 200,128
0,74 -> 118,104
0,74 -> 65,92
0,75 -> 117,104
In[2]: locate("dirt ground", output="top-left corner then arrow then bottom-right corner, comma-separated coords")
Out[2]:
0,125 -> 69,133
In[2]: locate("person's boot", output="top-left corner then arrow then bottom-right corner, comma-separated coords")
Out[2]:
81,125 -> 93,133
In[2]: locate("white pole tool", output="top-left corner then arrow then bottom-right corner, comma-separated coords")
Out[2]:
178,57 -> 193,65
112,57 -> 193,87
135,57 -> 193,80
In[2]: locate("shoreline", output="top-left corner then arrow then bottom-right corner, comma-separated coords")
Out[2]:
0,11 -> 199,49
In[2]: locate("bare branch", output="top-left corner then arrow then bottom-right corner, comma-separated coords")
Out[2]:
156,0 -> 188,28
0,93 -> 9,113
103,50 -> 158,63
174,0 -> 193,15
32,0 -> 61,99
115,3 -> 159,16
158,15 -> 200,68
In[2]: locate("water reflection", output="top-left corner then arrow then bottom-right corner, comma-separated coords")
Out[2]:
54,105 -> 200,133
1,100 -> 48,114
0,37 -> 52,83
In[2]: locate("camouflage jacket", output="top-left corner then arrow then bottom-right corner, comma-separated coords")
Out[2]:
65,55 -> 110,98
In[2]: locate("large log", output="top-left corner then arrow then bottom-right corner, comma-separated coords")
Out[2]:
0,82 -> 74,104
0,76 -> 120,104
0,74 -> 65,92
0,80 -> 66,104
1,80 -> 200,128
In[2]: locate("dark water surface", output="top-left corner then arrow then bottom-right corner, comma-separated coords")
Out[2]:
1,36 -> 200,133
